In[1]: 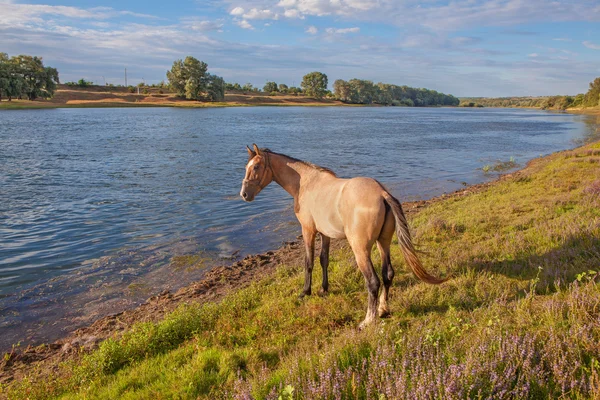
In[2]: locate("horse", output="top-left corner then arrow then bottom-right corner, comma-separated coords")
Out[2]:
240,144 -> 446,328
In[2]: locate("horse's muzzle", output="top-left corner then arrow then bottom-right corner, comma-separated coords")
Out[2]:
240,188 -> 255,202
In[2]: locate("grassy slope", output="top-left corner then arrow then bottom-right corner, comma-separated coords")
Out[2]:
3,143 -> 600,399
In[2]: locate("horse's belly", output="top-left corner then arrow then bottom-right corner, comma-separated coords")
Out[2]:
315,217 -> 346,239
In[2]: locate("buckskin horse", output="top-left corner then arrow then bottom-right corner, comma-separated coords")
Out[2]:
240,144 -> 446,328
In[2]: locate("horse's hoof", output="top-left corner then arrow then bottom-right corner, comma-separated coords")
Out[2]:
298,291 -> 310,299
317,289 -> 329,297
358,319 -> 373,331
378,308 -> 391,318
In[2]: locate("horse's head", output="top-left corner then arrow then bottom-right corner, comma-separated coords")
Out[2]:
240,144 -> 273,202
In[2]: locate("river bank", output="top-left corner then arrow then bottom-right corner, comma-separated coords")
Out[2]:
2,133 -> 600,398
0,85 -> 347,109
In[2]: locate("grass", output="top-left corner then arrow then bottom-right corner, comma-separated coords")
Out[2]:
482,156 -> 519,173
2,142 -> 600,399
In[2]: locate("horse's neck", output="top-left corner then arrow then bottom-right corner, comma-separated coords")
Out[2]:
270,153 -> 312,199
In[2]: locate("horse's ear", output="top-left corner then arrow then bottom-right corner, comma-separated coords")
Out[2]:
252,144 -> 262,156
246,145 -> 255,161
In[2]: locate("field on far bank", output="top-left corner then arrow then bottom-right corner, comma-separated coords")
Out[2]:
0,84 -> 346,109
2,133 -> 600,398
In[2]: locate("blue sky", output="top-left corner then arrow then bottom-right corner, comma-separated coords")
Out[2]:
1,0 -> 599,97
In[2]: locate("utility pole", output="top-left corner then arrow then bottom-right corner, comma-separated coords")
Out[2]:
102,76 -> 106,86
125,68 -> 128,87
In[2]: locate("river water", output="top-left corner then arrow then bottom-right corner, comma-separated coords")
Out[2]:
0,106 -> 597,349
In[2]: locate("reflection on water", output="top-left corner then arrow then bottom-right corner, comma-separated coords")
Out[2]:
0,107 -> 598,349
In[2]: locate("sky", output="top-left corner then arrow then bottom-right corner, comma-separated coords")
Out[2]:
1,0 -> 599,97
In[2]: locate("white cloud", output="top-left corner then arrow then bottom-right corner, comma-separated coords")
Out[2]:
229,0 -> 600,31
230,7 -> 245,16
528,53 -> 538,57
236,19 -> 254,29
277,0 -> 296,7
0,2 -> 157,27
325,27 -> 360,34
243,8 -> 278,19
305,25 -> 317,34
583,40 -> 600,50
181,17 -> 224,32
283,9 -> 303,18
553,37 -> 572,42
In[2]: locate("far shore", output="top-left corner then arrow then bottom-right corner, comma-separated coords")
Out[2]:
0,84 -> 353,109
2,86 -> 599,116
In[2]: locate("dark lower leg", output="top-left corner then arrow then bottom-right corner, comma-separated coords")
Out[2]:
300,229 -> 315,297
379,253 -> 394,317
357,256 -> 380,328
319,235 -> 330,295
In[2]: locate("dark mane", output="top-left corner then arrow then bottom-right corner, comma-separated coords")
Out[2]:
262,148 -> 337,177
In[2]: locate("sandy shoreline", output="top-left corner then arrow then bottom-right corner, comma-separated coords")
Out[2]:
0,86 -> 351,109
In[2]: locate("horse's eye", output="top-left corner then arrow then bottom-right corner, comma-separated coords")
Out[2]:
253,165 -> 260,171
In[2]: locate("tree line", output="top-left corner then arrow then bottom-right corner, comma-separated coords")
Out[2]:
460,77 -> 600,110
14,52 -> 600,111
0,53 -> 59,101
333,79 -> 460,106
225,71 -> 328,98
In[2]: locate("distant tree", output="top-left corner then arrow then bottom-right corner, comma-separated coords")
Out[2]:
225,82 -> 242,91
278,83 -> 288,93
242,83 -> 254,92
333,79 -> 352,102
301,71 -> 328,99
584,77 -> 600,107
167,56 -> 208,100
206,73 -> 225,101
263,81 -> 278,93
2,54 -> 59,100
0,53 -> 8,101
77,78 -> 92,87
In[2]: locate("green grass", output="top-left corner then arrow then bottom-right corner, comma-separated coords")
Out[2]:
2,143 -> 600,399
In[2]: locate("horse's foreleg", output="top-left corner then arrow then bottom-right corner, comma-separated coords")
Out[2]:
319,234 -> 330,296
300,227 -> 316,298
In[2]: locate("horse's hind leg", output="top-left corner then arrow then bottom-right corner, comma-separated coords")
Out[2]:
350,243 -> 380,329
377,210 -> 396,317
377,239 -> 394,317
318,234 -> 330,296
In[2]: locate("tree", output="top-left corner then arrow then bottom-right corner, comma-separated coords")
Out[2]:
0,53 -> 8,101
166,56 -> 208,100
263,81 -> 278,93
584,77 -> 600,107
301,71 -> 328,99
206,73 -> 225,101
0,54 -> 58,101
225,82 -> 242,91
278,83 -> 288,93
333,79 -> 352,102
76,78 -> 92,87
